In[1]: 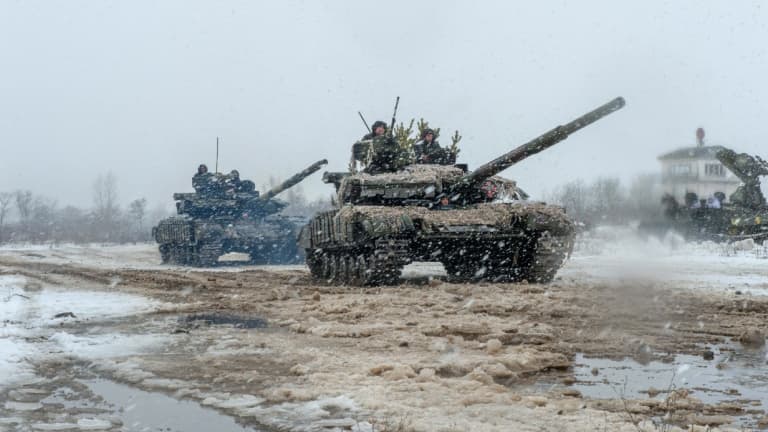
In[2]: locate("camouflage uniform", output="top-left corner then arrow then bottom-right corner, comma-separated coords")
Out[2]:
192,172 -> 214,194
353,120 -> 412,174
414,129 -> 453,165
362,135 -> 411,174
414,140 -> 450,165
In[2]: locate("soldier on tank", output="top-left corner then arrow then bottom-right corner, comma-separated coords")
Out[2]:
414,129 -> 450,165
224,170 -> 242,193
354,120 -> 411,174
224,170 -> 256,193
192,164 -> 214,194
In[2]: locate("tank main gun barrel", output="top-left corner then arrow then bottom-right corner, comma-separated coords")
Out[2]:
464,97 -> 625,186
260,159 -> 329,201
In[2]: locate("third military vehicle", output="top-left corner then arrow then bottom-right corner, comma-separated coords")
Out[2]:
662,147 -> 768,243
154,159 -> 327,266
299,97 -> 626,285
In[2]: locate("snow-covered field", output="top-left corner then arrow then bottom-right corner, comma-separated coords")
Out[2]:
2,226 -> 765,292
1,227 -> 767,431
562,226 -> 768,294
0,274 -> 172,390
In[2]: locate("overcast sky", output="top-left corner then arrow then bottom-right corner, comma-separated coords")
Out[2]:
2,1 -> 767,209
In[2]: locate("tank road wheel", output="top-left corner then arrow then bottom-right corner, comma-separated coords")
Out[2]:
159,245 -> 171,264
198,241 -> 222,267
334,254 -> 349,285
169,246 -> 185,265
515,233 -> 569,283
442,257 -> 476,283
328,254 -> 340,283
306,250 -> 324,279
343,255 -> 356,285
350,255 -> 369,286
320,254 -> 332,280
378,264 -> 403,286
369,257 -> 402,286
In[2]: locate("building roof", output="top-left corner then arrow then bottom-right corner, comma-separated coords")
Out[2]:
657,145 -> 725,161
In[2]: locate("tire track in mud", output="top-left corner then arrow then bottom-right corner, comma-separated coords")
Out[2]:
4,255 -> 768,430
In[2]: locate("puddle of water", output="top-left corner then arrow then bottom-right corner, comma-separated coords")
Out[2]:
182,314 -> 268,329
85,379 -> 262,432
570,345 -> 768,428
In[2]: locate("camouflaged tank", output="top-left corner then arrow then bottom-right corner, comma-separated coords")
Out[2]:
153,159 -> 327,266
663,147 -> 768,243
299,97 -> 626,285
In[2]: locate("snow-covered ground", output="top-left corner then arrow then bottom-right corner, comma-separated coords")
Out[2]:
2,227 -> 764,293
1,229 -> 767,431
0,274 -> 172,390
0,242 -> 304,273
561,225 -> 768,295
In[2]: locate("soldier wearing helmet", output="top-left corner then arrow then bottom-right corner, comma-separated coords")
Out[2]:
192,164 -> 214,194
353,120 -> 411,174
362,120 -> 389,140
414,128 -> 451,165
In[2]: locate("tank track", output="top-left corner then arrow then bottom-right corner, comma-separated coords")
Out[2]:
441,232 -> 571,283
307,239 -> 409,286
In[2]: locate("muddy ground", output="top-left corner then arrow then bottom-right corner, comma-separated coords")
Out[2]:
1,243 -> 768,432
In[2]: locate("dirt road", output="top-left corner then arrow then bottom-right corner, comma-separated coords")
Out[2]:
1,241 -> 767,431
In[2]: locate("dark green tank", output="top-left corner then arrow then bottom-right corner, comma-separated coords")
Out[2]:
299,97 -> 626,285
662,148 -> 768,243
153,159 -> 327,266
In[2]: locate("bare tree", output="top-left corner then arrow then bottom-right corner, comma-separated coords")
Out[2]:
128,198 -> 148,242
30,197 -> 57,243
588,177 -> 625,223
14,190 -> 33,240
57,205 -> 89,244
15,190 -> 32,221
92,172 -> 120,241
0,192 -> 13,243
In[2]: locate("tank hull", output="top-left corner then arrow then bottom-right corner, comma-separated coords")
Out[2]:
661,206 -> 768,243
300,202 -> 575,285
154,216 -> 303,266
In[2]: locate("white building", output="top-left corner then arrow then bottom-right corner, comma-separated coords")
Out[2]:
657,128 -> 741,204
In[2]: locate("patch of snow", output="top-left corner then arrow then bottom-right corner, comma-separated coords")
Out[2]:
562,225 -> 768,295
76,418 -> 112,430
238,395 -> 362,431
0,274 -> 172,390
31,423 -> 78,431
48,332 -> 171,360
0,243 -> 304,273
4,401 -> 42,411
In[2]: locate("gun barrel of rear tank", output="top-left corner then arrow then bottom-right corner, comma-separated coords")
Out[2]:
465,97 -> 625,184
260,159 -> 328,201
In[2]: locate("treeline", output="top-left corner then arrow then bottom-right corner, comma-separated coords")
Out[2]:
545,173 -> 664,227
0,173 -> 334,245
0,173 -> 170,245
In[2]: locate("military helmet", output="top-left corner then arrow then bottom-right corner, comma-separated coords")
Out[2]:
371,120 -> 387,130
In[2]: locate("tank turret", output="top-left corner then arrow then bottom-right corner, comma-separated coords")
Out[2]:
301,98 -> 626,286
153,159 -> 327,266
715,148 -> 768,209
327,97 -> 625,207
